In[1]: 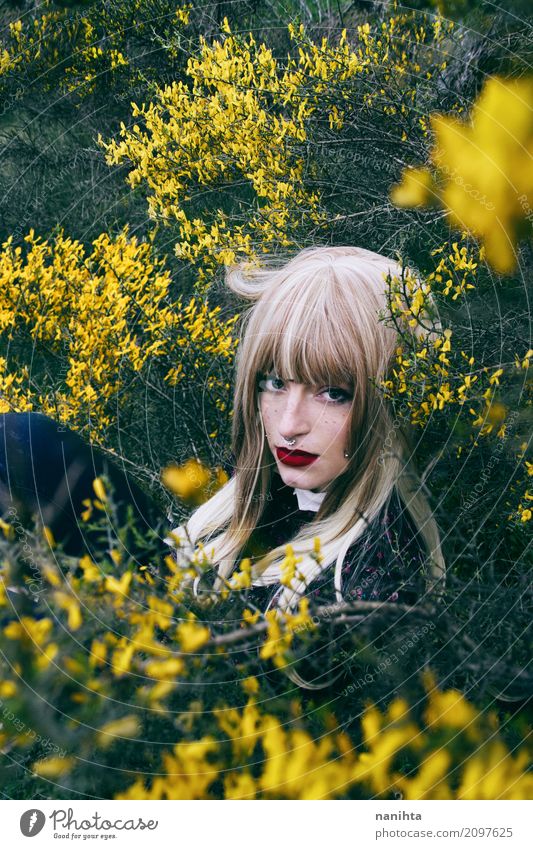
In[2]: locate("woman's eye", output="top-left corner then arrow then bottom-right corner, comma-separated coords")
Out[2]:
258,374 -> 284,392
321,387 -> 351,403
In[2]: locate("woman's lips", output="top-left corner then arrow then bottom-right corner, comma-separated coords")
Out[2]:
276,447 -> 319,467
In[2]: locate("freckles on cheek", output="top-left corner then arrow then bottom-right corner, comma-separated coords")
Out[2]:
330,413 -> 350,441
259,401 -> 274,433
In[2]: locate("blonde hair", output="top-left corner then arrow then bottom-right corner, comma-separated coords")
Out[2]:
180,246 -> 445,626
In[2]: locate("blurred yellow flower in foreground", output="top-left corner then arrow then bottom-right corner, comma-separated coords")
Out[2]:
97,715 -> 141,749
176,619 -> 211,652
0,680 -> 17,697
105,571 -> 132,597
92,477 -> 107,502
162,459 -> 228,505
392,76 -> 533,273
3,616 -> 52,647
32,756 -> 76,778
390,167 -> 437,208
53,591 -> 83,631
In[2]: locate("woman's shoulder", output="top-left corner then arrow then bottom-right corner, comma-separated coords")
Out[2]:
302,489 -> 428,607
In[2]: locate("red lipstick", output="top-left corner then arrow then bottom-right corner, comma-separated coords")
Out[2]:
276,447 -> 319,467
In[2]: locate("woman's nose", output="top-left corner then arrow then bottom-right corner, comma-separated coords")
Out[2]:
277,388 -> 311,437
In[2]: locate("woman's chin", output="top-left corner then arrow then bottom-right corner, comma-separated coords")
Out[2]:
276,462 -> 317,490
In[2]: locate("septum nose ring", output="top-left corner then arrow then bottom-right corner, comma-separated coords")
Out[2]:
284,436 -> 349,457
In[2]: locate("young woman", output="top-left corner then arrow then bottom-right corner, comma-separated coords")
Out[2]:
0,245 -> 444,689
170,245 -> 445,630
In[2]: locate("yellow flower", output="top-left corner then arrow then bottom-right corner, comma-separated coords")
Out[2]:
224,771 -> 257,799
175,620 -> 210,652
458,742 -> 533,800
89,639 -> 107,668
110,548 -> 122,566
229,558 -> 252,590
80,498 -> 93,521
53,591 -> 82,631
259,610 -> 295,669
105,571 -> 132,597
487,402 -> 507,425
175,4 -> 192,26
79,554 -> 101,583
280,544 -> 303,588
0,517 -> 14,540
215,697 -> 265,758
42,525 -> 55,547
4,616 -> 53,646
145,658 -> 185,678
313,536 -> 323,564
42,563 -> 61,587
394,76 -> 533,274
111,638 -> 135,677
97,715 -> 141,749
242,608 -> 261,625
161,459 -> 212,505
425,687 -> 480,738
35,642 -> 59,671
396,748 -> 452,800
242,675 -> 260,695
0,680 -> 17,697
92,476 -> 107,502
391,167 -> 436,207
32,756 -> 76,778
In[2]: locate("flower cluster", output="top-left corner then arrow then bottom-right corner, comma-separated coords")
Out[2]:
259,598 -> 316,669
0,228 -> 237,440
99,18 -> 323,283
353,674 -> 533,800
0,10 -> 128,96
381,239 -> 512,436
508,450 -> 533,525
0,0 -> 530,804
0,0 -> 192,99
0,493 -> 530,800
99,12 -> 452,284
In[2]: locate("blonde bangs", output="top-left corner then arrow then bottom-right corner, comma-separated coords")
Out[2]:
251,264 -> 368,391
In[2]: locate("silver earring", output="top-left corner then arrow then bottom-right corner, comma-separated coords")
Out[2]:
344,451 -> 349,458
284,437 -> 296,446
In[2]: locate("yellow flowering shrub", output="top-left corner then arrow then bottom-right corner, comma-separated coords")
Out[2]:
99,13 -> 452,284
0,10 -> 127,95
381,239 -> 512,434
0,501 -> 530,801
0,227 -> 237,441
383,247 -> 529,479
99,20 -> 323,283
507,447 -> 533,526
115,689 -> 533,800
0,0 -> 193,98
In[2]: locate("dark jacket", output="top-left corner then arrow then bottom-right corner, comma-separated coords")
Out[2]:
239,470 -> 428,612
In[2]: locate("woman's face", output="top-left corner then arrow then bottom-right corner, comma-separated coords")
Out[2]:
258,372 -> 353,492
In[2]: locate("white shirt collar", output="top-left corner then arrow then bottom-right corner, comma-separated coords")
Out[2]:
293,487 -> 326,511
